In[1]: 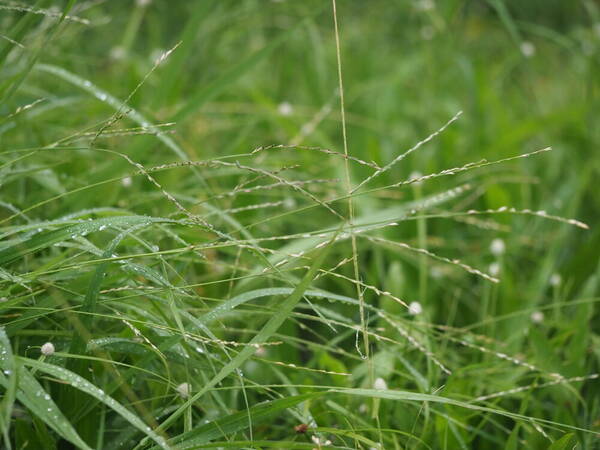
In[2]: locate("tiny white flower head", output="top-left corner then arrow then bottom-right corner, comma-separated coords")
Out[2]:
277,101 -> 293,116
0,297 -> 7,303
136,0 -> 151,7
530,311 -> 544,323
550,273 -> 562,287
408,301 -> 423,316
283,197 -> 296,210
311,435 -> 332,446
490,238 -> 505,256
41,342 -> 55,356
176,382 -> 190,398
109,46 -> 126,61
358,403 -> 368,413
373,377 -> 388,390
121,176 -> 132,187
520,41 -> 536,58
254,345 -> 267,357
488,262 -> 501,277
409,170 -> 423,185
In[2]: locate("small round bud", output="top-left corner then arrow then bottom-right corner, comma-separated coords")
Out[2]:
277,101 -> 293,116
488,262 -> 500,277
530,311 -> 544,323
41,342 -> 55,356
490,239 -> 505,256
408,301 -> 423,316
176,382 -> 190,398
520,41 -> 536,58
374,377 -> 388,390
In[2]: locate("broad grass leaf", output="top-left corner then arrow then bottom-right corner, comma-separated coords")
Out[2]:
19,357 -> 169,450
0,329 -> 92,450
0,215 -> 176,265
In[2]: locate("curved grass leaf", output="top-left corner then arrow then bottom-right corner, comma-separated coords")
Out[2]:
0,215 -> 177,266
198,287 -> 357,326
159,393 -> 322,449
332,388 -> 599,436
0,329 -> 92,450
548,433 -> 578,450
154,231 -> 338,435
35,64 -> 190,162
18,357 -> 169,450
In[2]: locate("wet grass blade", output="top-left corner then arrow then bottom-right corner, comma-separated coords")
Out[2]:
0,329 -> 92,450
160,393 -> 321,449
18,357 -> 169,450
36,64 -> 190,162
154,230 -> 337,435
0,215 -> 176,266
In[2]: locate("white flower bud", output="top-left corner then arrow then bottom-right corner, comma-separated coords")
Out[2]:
374,377 -> 388,390
520,41 -> 536,58
41,342 -> 55,356
277,101 -> 293,116
408,301 -> 422,316
176,382 -> 190,398
488,262 -> 500,277
490,238 -> 505,256
530,311 -> 544,323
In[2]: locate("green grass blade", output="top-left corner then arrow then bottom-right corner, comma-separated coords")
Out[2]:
18,357 -> 169,450
35,64 -> 190,161
172,14 -> 318,123
0,0 -> 78,105
161,393 -> 321,449
332,388 -> 599,436
548,433 -> 578,450
155,230 -> 337,434
0,329 -> 92,450
152,1 -> 216,107
0,215 -> 176,266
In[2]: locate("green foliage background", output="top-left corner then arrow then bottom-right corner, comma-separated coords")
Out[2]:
1,0 -> 599,448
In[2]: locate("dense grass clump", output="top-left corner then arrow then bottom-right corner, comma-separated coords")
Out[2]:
1,1 -> 599,449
